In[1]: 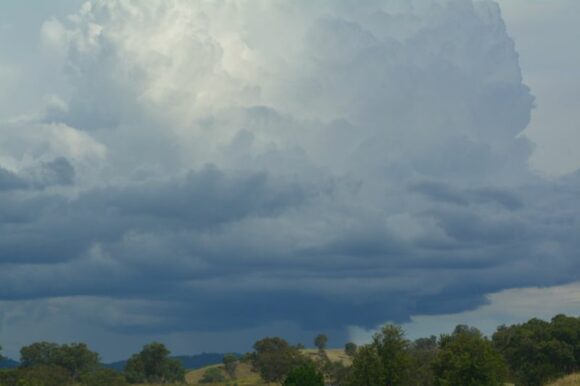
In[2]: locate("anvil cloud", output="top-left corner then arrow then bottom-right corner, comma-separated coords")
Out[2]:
0,0 -> 579,360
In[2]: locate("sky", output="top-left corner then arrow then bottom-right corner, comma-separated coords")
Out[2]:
0,0 -> 579,362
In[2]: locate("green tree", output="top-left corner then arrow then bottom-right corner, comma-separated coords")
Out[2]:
493,315 -> 579,386
324,360 -> 351,386
57,343 -> 100,380
344,342 -> 357,357
407,336 -> 438,386
373,324 -> 410,386
283,364 -> 324,386
347,345 -> 385,386
223,354 -> 238,378
20,342 -> 60,368
19,342 -> 99,381
314,334 -> 328,351
252,337 -> 309,383
433,325 -> 506,386
347,324 -> 410,386
199,367 -> 226,383
123,342 -> 185,384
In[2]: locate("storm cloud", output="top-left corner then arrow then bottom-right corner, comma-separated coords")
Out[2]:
1,0 -> 579,360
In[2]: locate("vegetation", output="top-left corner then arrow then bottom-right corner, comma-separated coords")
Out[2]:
344,342 -> 357,357
432,325 -> 506,386
250,337 -> 311,383
493,314 -> 580,386
2,313 -> 580,385
124,342 -> 185,384
20,341 -> 100,381
223,354 -> 238,379
199,366 -> 226,383
314,335 -> 329,351
283,364 -> 324,386
79,367 -> 129,386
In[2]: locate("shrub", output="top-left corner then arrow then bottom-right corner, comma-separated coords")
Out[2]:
199,367 -> 226,383
80,368 -> 128,386
283,364 -> 324,386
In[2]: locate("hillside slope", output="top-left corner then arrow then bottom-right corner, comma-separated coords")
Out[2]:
186,349 -> 350,385
549,374 -> 580,386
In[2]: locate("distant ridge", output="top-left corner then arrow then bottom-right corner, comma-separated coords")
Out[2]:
104,352 -> 228,371
0,358 -> 19,369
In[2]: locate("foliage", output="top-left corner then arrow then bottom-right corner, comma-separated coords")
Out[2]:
344,342 -> 357,357
0,365 -> 72,386
20,342 -> 60,368
347,324 -> 411,386
407,336 -> 438,386
251,337 -> 310,383
433,325 -> 506,386
323,359 -> 352,386
283,363 -> 324,386
493,314 -> 580,386
79,367 -> 128,386
314,334 -> 328,351
223,354 -> 238,378
374,324 -> 411,385
199,367 -> 226,383
19,342 -> 99,381
347,345 -> 385,386
123,342 -> 185,384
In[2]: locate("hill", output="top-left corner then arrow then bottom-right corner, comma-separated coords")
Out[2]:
0,358 -> 19,369
301,348 -> 352,366
549,374 -> 580,386
105,353 -> 227,371
186,348 -> 349,385
187,362 -> 264,385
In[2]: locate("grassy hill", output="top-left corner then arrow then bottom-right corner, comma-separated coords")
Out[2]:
186,362 -> 265,385
549,374 -> 580,386
185,349 -> 349,386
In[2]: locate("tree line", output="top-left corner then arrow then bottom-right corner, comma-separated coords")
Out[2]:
1,313 -> 579,385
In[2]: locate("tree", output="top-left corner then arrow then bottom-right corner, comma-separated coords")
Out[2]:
124,342 -> 185,384
433,325 -> 506,386
252,337 -> 310,383
324,360 -> 352,386
199,367 -> 226,383
223,353 -> 238,378
407,336 -> 438,386
19,341 -> 99,381
20,341 -> 60,368
284,364 -> 324,386
493,315 -> 580,386
347,345 -> 385,386
344,342 -> 357,357
314,334 -> 328,351
57,343 -> 100,380
373,324 -> 410,386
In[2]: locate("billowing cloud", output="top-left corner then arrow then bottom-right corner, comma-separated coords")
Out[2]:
0,0 -> 579,360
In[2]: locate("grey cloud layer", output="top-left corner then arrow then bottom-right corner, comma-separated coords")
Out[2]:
1,0 -> 579,348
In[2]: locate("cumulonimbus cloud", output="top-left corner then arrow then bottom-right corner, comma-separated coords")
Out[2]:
1,0 -> 579,350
